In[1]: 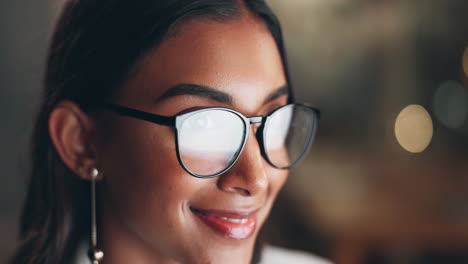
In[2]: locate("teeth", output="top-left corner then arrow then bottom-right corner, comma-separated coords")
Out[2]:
218,217 -> 248,224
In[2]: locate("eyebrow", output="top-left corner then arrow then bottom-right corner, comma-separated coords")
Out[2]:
157,83 -> 232,104
156,83 -> 289,105
262,84 -> 288,105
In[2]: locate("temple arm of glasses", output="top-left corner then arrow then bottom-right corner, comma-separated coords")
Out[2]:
103,103 -> 176,127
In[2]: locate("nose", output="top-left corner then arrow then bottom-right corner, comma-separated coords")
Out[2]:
216,128 -> 268,197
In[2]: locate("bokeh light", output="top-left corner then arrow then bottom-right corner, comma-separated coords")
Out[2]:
395,105 -> 433,153
433,80 -> 468,129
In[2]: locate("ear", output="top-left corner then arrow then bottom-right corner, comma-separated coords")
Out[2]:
48,100 -> 103,181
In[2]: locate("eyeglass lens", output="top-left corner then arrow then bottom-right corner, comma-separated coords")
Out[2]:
178,109 -> 246,176
177,105 -> 317,177
264,105 -> 316,168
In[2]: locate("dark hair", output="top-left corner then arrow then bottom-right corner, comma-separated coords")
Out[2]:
11,0 -> 293,263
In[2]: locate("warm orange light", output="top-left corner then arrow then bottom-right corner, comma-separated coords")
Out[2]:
395,105 -> 433,153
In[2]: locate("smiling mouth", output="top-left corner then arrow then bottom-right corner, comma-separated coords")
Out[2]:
190,207 -> 258,240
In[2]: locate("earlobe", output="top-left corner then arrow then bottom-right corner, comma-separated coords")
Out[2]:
48,100 -> 100,181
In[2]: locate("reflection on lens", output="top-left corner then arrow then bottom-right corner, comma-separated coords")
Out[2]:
264,105 -> 317,168
178,109 -> 245,176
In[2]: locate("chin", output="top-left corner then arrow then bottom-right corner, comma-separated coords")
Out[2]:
179,227 -> 259,264
185,245 -> 255,264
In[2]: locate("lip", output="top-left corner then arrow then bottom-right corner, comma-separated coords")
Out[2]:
190,207 -> 258,240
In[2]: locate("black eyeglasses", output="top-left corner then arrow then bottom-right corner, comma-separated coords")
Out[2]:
103,103 -> 320,178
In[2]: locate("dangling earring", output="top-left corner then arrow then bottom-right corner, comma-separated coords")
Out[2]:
88,168 -> 104,264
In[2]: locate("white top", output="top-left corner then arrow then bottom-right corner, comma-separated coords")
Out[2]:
260,245 -> 332,264
74,242 -> 332,264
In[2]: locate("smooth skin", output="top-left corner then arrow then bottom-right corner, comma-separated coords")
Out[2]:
49,9 -> 288,264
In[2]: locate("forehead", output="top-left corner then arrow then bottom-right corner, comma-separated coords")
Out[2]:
120,13 -> 287,114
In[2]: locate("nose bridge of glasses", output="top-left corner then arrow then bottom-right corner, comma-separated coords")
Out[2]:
246,116 -> 265,136
247,116 -> 264,124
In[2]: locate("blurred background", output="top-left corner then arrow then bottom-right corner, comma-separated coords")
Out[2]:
1,0 -> 467,263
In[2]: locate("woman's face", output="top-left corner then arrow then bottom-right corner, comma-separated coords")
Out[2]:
97,12 -> 288,264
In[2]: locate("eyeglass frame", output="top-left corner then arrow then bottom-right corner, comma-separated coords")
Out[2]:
102,103 -> 321,178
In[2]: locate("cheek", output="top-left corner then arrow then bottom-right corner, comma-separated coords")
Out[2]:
259,165 -> 289,224
101,119 -> 178,195
98,119 -> 201,244
261,152 -> 288,192
267,167 -> 288,202
276,171 -> 288,191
